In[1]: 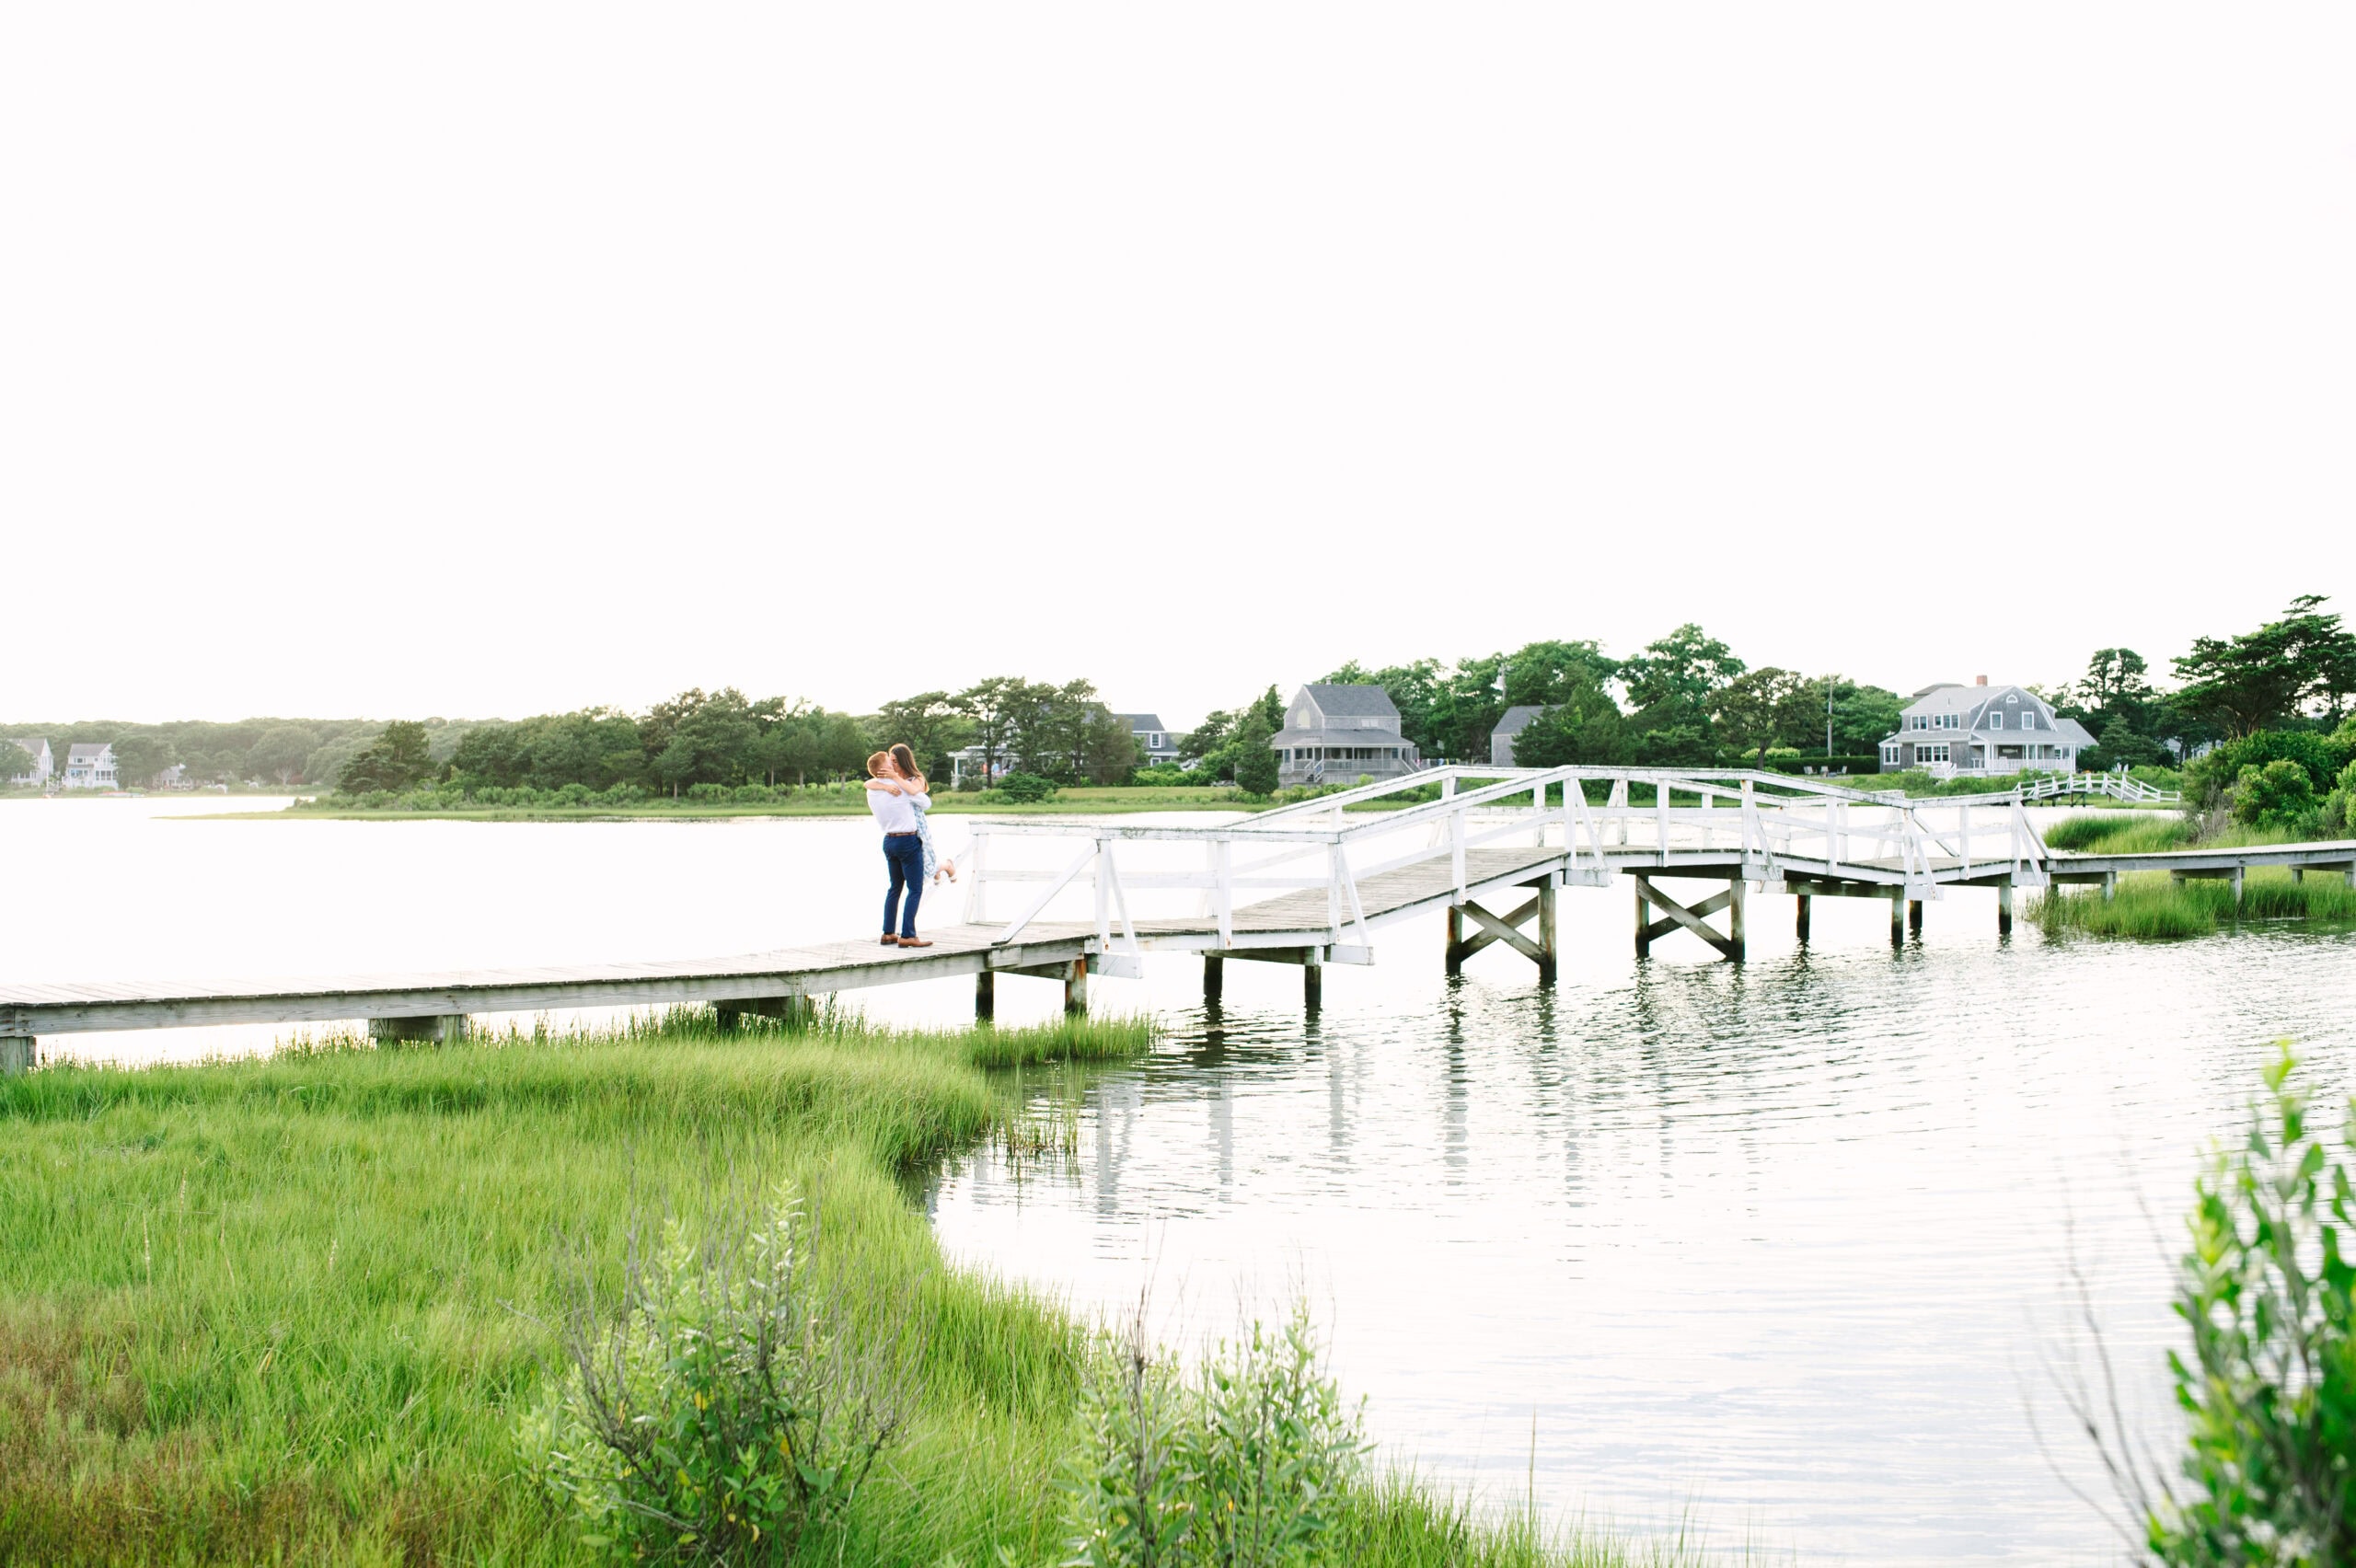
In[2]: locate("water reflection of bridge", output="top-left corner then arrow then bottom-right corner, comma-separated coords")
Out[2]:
6,766 -> 2355,1070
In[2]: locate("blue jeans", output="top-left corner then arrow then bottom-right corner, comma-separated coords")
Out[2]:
882,835 -> 924,938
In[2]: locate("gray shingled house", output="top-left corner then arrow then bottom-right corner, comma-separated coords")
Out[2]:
1271,684 -> 1422,788
1877,677 -> 2096,777
1489,706 -> 1546,766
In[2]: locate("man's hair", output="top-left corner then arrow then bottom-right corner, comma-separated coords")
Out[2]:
865,751 -> 893,777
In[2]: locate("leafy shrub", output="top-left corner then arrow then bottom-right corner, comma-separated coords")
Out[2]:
1064,1301 -> 1369,1568
2233,759 -> 2317,827
520,1188 -> 905,1564
991,772 -> 1058,804
2140,1050 -> 2356,1563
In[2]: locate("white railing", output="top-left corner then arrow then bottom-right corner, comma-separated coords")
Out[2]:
950,765 -> 2055,953
2019,771 -> 2181,805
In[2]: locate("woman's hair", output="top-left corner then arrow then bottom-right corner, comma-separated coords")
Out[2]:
865,751 -> 894,778
888,744 -> 919,779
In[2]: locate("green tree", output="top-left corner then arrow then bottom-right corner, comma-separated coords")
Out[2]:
2075,648 -> 2156,726
872,691 -> 973,784
1180,709 -> 1236,766
110,734 -> 179,789
247,724 -> 320,785
1620,624 -> 1747,719
339,721 -> 437,794
1713,667 -> 1809,766
2174,595 -> 2356,737
1821,677 -> 1903,755
1509,678 -> 1630,767
1080,710 -> 1140,784
653,736 -> 696,798
955,676 -> 1037,784
1232,710 -> 1279,797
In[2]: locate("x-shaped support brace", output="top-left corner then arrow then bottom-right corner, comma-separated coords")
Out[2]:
1633,874 -> 1746,962
1445,881 -> 1557,982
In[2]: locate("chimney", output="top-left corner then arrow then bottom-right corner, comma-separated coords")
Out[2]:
1974,674 -> 1987,686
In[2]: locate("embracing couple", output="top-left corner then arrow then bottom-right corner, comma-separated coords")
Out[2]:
865,744 -> 954,949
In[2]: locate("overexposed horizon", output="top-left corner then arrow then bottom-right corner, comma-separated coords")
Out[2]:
5,6 -> 2350,732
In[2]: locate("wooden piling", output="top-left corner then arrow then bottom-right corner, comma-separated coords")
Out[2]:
1303,951 -> 1322,1010
975,969 -> 995,1020
1203,954 -> 1224,1003
1634,879 -> 1652,958
1889,890 -> 1904,947
1907,899 -> 1923,936
1536,882 -> 1558,984
1997,881 -> 2013,937
1064,958 -> 1089,1015
1727,878 -> 1746,963
1445,905 -> 1464,974
1794,893 -> 1812,944
0,1037 -> 33,1076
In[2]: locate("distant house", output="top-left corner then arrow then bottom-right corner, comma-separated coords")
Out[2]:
1271,684 -> 1422,788
1877,678 -> 2095,777
6,737 -> 52,788
1490,706 -> 1547,766
61,743 -> 119,790
1113,713 -> 1183,769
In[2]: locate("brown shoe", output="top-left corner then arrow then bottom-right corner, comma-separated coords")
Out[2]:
881,934 -> 898,946
896,937 -> 934,949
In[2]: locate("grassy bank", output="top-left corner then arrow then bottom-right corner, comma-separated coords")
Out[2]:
0,1014 -> 1707,1566
2035,866 -> 2356,938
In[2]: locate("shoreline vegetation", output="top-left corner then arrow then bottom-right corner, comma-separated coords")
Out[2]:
2034,811 -> 2356,937
214,765 -> 2193,823
0,1011 -> 1721,1567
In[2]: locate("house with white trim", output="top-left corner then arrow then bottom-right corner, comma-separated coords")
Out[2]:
1877,678 -> 2095,777
1271,684 -> 1422,788
61,743 -> 119,790
6,737 -> 52,788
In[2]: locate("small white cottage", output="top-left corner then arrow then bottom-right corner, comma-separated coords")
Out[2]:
61,743 -> 119,790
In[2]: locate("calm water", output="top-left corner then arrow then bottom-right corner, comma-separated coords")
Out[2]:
10,799 -> 2354,1562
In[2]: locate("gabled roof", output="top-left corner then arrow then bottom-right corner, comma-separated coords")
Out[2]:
1300,684 -> 1399,718
1113,713 -> 1167,733
1491,705 -> 1547,739
66,743 -> 113,763
2051,717 -> 2098,746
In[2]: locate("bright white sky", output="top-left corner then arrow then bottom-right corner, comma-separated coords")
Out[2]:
5,6 -> 2350,731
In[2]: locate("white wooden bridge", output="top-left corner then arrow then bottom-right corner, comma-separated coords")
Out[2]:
4,766 -> 2351,1070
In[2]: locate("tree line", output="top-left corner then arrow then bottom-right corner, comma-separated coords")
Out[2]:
338,678 -> 1147,798
10,597 -> 2349,794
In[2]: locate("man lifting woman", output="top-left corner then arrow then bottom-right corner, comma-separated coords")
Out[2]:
865,743 -> 953,948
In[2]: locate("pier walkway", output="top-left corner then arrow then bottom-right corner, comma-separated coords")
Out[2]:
5,766 -> 2352,1069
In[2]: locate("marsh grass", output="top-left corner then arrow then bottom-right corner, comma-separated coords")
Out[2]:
0,1009 -> 1722,1566
2034,867 -> 2356,939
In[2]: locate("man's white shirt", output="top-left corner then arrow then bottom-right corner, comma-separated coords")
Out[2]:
867,783 -> 930,836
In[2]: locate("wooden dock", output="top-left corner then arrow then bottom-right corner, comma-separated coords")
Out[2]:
6,766 -> 2352,1070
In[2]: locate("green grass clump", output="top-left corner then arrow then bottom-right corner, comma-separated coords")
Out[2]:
2040,813 -> 2194,853
0,1011 -> 1711,1567
2035,867 -> 2356,939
